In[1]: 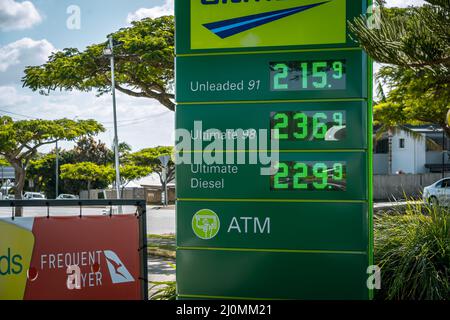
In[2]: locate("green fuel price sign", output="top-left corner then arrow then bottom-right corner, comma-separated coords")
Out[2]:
176,50 -> 367,102
175,0 -> 373,300
176,152 -> 367,201
176,102 -> 368,150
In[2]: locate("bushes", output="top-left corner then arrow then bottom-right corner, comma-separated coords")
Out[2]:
375,203 -> 449,300
149,281 -> 177,300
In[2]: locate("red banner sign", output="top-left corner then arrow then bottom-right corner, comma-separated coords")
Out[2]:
0,215 -> 145,300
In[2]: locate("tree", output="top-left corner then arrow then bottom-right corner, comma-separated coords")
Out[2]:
128,146 -> 174,191
0,157 -> 9,167
119,164 -> 152,196
349,0 -> 450,133
22,16 -> 175,111
27,152 -> 57,197
373,83 -> 440,174
71,136 -> 113,165
27,137 -> 135,198
60,162 -> 114,198
0,117 -> 104,215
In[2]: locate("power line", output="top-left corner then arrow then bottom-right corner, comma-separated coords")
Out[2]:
0,109 -> 36,119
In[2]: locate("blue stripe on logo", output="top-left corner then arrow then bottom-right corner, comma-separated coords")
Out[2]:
203,2 -> 330,39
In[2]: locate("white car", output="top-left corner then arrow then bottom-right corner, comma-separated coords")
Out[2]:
423,178 -> 450,206
56,194 -> 79,200
23,192 -> 46,200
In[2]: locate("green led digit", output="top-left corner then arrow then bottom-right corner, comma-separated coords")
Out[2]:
312,112 -> 327,139
333,112 -> 344,126
312,163 -> 328,190
274,162 -> 289,189
300,62 -> 308,89
312,62 -> 327,89
332,61 -> 343,79
273,113 -> 289,140
273,63 -> 288,90
333,163 -> 344,181
293,112 -> 308,140
293,162 -> 308,190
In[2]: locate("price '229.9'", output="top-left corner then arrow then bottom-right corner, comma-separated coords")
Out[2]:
271,161 -> 347,192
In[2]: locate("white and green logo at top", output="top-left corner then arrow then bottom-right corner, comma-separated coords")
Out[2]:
191,0 -> 347,50
192,209 -> 220,240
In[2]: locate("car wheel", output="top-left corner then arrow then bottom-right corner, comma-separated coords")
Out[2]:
429,196 -> 439,207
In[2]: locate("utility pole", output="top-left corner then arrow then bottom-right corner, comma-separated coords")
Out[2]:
158,156 -> 170,207
55,140 -> 59,198
443,130 -> 446,179
104,35 -> 122,200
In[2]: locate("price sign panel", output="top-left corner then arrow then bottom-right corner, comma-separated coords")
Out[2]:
175,0 -> 373,300
176,152 -> 367,200
176,50 -> 368,102
176,102 -> 368,150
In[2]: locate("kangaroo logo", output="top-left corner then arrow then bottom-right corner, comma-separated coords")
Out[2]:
104,250 -> 134,284
192,209 -> 220,240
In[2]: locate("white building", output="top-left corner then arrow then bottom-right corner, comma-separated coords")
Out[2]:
373,126 -> 449,175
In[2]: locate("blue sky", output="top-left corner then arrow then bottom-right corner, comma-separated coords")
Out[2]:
0,0 -> 425,152
0,0 -> 174,152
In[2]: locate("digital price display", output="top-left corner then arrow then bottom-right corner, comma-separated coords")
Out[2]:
271,161 -> 347,192
270,60 -> 346,91
271,110 -> 346,141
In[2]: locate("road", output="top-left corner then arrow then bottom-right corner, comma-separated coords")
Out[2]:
0,205 -> 176,235
1,201 -> 422,234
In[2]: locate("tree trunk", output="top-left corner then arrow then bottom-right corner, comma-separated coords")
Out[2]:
11,161 -> 26,217
87,180 -> 91,199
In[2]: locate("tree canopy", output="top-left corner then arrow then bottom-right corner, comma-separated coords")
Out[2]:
60,162 -> 114,191
0,116 -> 104,212
22,16 -> 175,111
128,146 -> 175,187
349,0 -> 450,132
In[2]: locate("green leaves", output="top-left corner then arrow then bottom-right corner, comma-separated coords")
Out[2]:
60,162 -> 114,182
22,16 -> 175,110
0,117 -> 104,200
120,164 -> 152,185
350,2 -> 450,133
375,203 -> 449,300
349,1 -> 449,74
0,117 -> 105,156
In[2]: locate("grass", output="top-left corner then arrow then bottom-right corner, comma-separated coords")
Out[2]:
149,281 -> 177,300
374,201 -> 449,300
149,262 -> 177,301
147,234 -> 175,240
147,234 -> 176,258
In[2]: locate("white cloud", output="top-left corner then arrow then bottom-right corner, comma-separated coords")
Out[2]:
0,38 -> 56,84
127,0 -> 174,23
0,85 -> 31,107
386,0 -> 426,7
0,0 -> 42,31
1,86 -> 174,151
